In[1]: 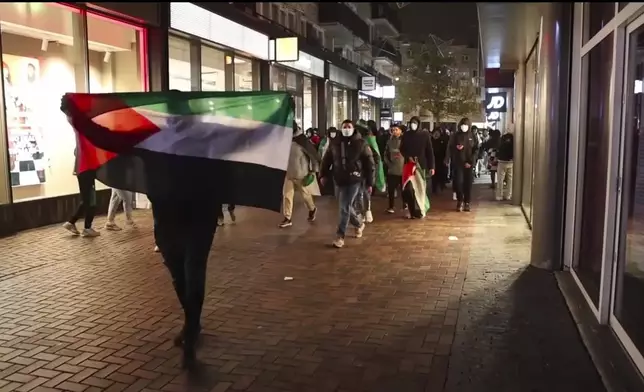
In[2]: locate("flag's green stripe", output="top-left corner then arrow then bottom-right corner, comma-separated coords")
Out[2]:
115,91 -> 292,127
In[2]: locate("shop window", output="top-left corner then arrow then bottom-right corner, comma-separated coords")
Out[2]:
168,36 -> 191,91
575,33 -> 614,306
201,45 -> 225,92
585,3 -> 615,43
1,4 -> 87,202
331,85 -> 348,128
303,76 -> 315,130
615,22 -> 644,360
270,65 -> 286,91
87,12 -> 145,94
234,56 -> 255,92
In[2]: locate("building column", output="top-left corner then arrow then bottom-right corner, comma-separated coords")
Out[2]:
260,61 -> 271,91
513,64 -> 525,207
147,2 -> 169,92
316,78 -> 327,131
350,90 -> 359,121
530,2 -> 573,270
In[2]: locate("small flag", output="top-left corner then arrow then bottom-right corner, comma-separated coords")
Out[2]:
402,161 -> 430,216
63,91 -> 294,212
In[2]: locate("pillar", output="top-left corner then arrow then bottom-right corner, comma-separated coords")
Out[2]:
513,63 -> 526,207
148,3 -> 169,92
530,2 -> 573,270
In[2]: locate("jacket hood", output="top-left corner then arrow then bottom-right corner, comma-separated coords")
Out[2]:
409,116 -> 421,125
457,117 -> 471,128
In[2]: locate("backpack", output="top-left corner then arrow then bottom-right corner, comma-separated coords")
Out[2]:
496,134 -> 514,161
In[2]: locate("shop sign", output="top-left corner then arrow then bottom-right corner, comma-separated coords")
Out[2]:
361,76 -> 376,91
329,65 -> 358,90
277,51 -> 324,78
380,108 -> 392,118
170,3 -> 269,60
485,92 -> 507,113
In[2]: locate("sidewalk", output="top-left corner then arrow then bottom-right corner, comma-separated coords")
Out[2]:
0,184 -> 603,391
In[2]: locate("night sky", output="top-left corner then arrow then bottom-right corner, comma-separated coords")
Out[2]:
396,2 -> 479,48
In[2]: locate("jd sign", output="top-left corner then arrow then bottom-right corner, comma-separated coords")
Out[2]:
485,92 -> 507,113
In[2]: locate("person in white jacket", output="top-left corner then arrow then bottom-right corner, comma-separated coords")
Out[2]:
279,122 -> 321,228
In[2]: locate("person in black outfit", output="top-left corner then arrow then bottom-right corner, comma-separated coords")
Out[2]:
431,128 -> 448,193
63,146 -> 100,237
446,117 -> 478,212
400,116 -> 435,218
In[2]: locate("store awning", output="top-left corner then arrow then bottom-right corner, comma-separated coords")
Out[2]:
477,3 -> 544,69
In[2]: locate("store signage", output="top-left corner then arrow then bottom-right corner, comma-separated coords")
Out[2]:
361,76 -> 376,91
277,51 -> 324,78
269,37 -> 299,62
170,3 -> 269,60
380,108 -> 392,117
486,111 -> 501,121
485,92 -> 507,113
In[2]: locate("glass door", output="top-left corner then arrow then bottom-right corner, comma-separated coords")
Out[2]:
612,15 -> 644,376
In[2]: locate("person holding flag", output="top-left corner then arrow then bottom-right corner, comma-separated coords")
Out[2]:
61,90 -> 294,370
400,116 -> 435,219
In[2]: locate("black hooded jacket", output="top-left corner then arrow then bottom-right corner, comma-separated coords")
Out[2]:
320,130 -> 375,187
447,118 -> 479,167
399,116 -> 435,171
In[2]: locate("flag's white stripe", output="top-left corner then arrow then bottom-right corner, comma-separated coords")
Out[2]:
131,109 -> 291,171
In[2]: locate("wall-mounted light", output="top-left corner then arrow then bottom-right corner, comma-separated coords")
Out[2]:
40,39 -> 48,52
225,55 -> 233,65
103,52 -> 112,63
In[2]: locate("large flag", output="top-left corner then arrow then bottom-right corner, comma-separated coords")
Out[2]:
63,91 -> 294,212
365,134 -> 386,192
402,161 -> 430,217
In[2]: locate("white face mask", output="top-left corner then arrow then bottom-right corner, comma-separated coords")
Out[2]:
329,131 -> 337,138
460,124 -> 469,132
341,127 -> 354,137
410,123 -> 418,131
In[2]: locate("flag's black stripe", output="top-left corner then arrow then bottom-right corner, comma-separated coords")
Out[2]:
97,150 -> 285,213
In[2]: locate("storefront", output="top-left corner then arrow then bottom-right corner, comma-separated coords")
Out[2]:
168,2 -> 266,93
0,2 -> 154,233
271,51 -> 324,130
359,81 -> 396,129
328,64 -> 358,129
565,2 -> 644,379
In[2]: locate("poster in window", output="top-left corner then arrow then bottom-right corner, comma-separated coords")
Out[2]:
2,54 -> 46,187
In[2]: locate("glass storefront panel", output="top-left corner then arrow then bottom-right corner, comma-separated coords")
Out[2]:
271,65 -> 286,91
615,22 -> 644,359
359,93 -> 373,121
585,3 -> 615,43
522,48 -> 538,223
234,55 -> 254,92
303,76 -> 314,130
168,35 -> 191,91
331,85 -> 348,128
1,4 -> 85,201
575,33 -> 614,306
201,45 -> 225,92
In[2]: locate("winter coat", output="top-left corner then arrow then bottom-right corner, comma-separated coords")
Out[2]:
320,131 -> 375,187
384,136 -> 405,176
447,130 -> 478,167
400,117 -> 435,171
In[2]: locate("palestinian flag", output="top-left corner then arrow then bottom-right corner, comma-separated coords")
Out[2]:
402,161 -> 430,217
365,134 -> 386,192
63,91 -> 294,212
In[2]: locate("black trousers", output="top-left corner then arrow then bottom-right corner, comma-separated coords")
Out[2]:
69,171 -> 97,229
454,167 -> 474,203
386,174 -> 403,209
432,163 -> 448,193
153,201 -> 219,347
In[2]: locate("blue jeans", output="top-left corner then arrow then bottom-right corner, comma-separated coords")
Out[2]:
354,181 -> 371,215
336,183 -> 362,238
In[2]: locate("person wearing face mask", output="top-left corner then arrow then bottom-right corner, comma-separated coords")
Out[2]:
384,126 -> 405,213
399,116 -> 435,219
446,117 -> 479,211
279,121 -> 321,228
320,119 -> 375,248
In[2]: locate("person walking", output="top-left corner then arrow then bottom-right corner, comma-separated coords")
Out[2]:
446,118 -> 478,212
104,188 -> 136,230
320,120 -> 375,248
431,128 -> 448,193
216,204 -> 236,226
384,126 -> 405,213
63,147 -> 100,237
279,122 -> 320,228
495,126 -> 515,201
400,116 -> 435,219
483,129 -> 501,189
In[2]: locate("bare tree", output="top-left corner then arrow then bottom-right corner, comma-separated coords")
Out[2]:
395,36 -> 481,123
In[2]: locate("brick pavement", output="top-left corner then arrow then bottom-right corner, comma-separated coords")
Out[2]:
0,184 -> 603,391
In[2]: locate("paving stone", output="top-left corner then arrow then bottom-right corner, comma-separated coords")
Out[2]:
0,183 -> 603,391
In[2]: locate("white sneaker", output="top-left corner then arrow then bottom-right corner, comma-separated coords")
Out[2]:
355,223 -> 366,238
217,217 -> 225,226
365,211 -> 373,223
386,208 -> 395,214
126,220 -> 137,228
62,222 -> 80,235
453,192 -> 458,201
81,228 -> 101,237
154,245 -> 160,253
332,237 -> 344,248
104,222 -> 122,231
